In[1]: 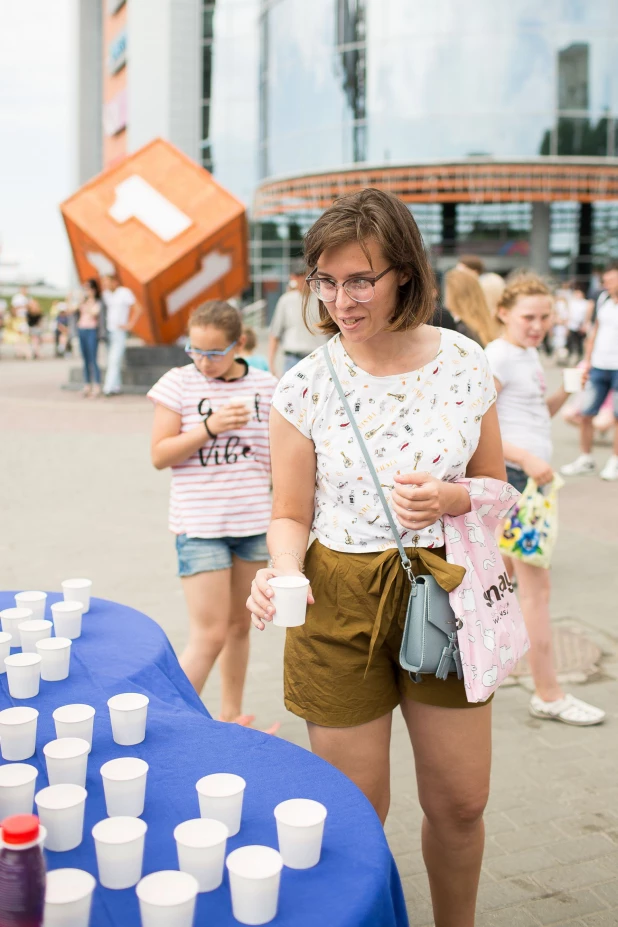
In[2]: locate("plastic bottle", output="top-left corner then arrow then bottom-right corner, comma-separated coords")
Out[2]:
0,815 -> 46,927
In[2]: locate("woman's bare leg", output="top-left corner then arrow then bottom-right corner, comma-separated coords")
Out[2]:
513,559 -> 562,702
179,568 -> 231,693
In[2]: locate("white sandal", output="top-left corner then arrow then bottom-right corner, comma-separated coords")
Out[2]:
529,693 -> 606,726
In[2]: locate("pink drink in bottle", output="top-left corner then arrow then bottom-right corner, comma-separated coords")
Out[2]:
0,815 -> 46,927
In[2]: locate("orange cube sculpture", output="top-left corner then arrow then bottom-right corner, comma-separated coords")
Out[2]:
61,138 -> 248,345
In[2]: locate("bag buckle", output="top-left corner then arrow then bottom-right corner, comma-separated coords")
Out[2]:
404,564 -> 418,594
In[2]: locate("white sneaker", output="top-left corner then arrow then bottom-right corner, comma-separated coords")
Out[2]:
600,455 -> 618,481
529,694 -> 606,726
560,454 -> 595,476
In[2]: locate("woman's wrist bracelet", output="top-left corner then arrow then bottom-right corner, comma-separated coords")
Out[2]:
203,415 -> 216,440
269,550 -> 305,572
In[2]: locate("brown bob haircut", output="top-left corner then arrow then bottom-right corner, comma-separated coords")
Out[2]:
302,188 -> 435,335
188,300 -> 243,342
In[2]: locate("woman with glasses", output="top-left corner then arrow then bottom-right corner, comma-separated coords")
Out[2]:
247,189 -> 507,927
148,301 -> 279,732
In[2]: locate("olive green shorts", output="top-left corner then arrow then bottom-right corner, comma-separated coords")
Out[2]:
284,540 -> 491,728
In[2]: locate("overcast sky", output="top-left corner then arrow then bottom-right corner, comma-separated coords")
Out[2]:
0,0 -> 72,287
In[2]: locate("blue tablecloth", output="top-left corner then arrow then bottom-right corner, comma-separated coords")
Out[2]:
0,592 -> 408,927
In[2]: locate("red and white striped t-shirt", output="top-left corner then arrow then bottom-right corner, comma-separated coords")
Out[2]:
148,363 -> 278,539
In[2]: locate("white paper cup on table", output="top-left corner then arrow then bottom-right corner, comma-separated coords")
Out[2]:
137,870 -> 199,927
226,845 -> 283,926
0,631 -> 12,669
0,706 -> 38,760
563,367 -> 584,393
53,704 -> 95,750
107,692 -> 149,745
0,763 -> 38,819
61,578 -> 92,614
44,868 -> 96,927
100,757 -> 148,817
196,773 -> 246,837
44,737 -> 90,788
37,637 -> 72,682
51,601 -> 83,640
274,798 -> 327,869
14,591 -> 47,621
35,783 -> 87,852
1,607 -> 33,643
5,652 -> 42,699
174,818 -> 229,892
18,618 -> 52,653
92,816 -> 147,889
269,575 -> 310,627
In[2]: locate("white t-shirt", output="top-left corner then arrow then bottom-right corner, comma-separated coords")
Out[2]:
269,289 -> 328,356
147,363 -> 278,538
485,338 -> 551,469
103,286 -> 135,332
591,293 -> 618,370
271,330 -> 496,553
567,297 -> 589,332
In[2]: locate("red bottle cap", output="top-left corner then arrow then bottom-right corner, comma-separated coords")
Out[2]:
1,814 -> 40,845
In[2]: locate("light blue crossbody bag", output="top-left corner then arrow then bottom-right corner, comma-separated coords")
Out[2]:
323,345 -> 463,682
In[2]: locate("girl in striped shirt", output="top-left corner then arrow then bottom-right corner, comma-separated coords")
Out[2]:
149,301 -> 278,728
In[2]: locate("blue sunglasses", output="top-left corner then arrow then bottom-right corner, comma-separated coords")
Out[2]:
185,340 -> 238,362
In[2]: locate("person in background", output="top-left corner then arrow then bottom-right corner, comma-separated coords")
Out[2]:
561,261 -> 618,481
456,254 -> 484,277
76,279 -> 103,397
242,326 -> 269,371
268,259 -> 328,374
486,272 -> 604,726
101,273 -> 142,396
149,301 -> 279,732
444,268 -> 497,346
565,285 -> 593,365
52,301 -> 71,357
479,272 -> 506,321
25,296 -> 43,360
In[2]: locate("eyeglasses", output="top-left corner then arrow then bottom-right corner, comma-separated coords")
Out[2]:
306,266 -> 396,303
185,341 -> 237,362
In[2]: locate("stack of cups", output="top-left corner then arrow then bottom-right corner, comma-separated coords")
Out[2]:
174,818 -> 229,892
37,638 -> 72,682
35,784 -> 88,852
51,601 -> 83,640
226,846 -> 284,926
269,576 -> 310,627
61,578 -> 92,614
196,773 -> 246,837
18,619 -> 52,653
0,707 -> 38,760
107,693 -> 149,745
53,704 -> 96,752
0,764 -> 38,819
274,799 -> 327,869
14,591 -> 47,620
0,607 -> 33,645
44,869 -> 96,927
136,871 -> 199,927
0,631 -> 12,669
92,817 -> 148,889
100,757 -> 149,817
4,653 -> 41,699
43,738 -> 90,788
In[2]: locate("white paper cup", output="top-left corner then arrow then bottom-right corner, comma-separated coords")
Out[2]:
269,575 -> 310,627
44,868 -> 96,927
18,618 -> 52,653
0,763 -> 38,819
5,652 -> 42,699
0,631 -> 12,671
228,395 -> 255,415
14,591 -> 47,621
100,757 -> 148,817
136,870 -> 199,927
53,704 -> 95,751
196,773 -> 246,837
37,637 -> 72,682
0,706 -> 39,761
44,737 -> 90,788
51,601 -> 83,640
107,693 -> 149,746
92,815 -> 147,889
174,818 -> 229,892
563,367 -> 584,393
61,578 -> 92,614
226,845 -> 283,926
1,607 -> 33,644
35,783 -> 87,852
274,798 -> 327,869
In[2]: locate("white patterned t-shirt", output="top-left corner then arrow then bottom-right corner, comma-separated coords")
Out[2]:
271,330 -> 497,552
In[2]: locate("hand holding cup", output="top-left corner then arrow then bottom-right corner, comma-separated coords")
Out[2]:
247,568 -> 314,630
207,402 -> 251,436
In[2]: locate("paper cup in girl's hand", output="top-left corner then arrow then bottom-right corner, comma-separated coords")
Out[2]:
14,591 -> 47,621
226,845 -> 283,925
1,607 -> 33,642
136,870 -> 199,927
37,637 -> 72,682
0,707 -> 38,760
269,575 -> 310,627
0,763 -> 38,819
51,601 -> 83,640
5,653 -> 41,699
18,618 -> 52,653
229,395 -> 255,416
107,692 -> 149,745
92,816 -> 147,889
35,783 -> 88,852
563,367 -> 584,393
274,798 -> 327,869
44,868 -> 96,927
61,578 -> 92,613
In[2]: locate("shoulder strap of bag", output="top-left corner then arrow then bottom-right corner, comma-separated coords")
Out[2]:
322,343 -> 415,580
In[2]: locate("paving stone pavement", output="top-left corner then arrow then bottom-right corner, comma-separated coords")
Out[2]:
1,351 -> 617,926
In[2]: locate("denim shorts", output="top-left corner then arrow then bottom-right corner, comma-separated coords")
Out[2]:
176,533 -> 269,577
506,466 -> 529,494
580,367 -> 618,418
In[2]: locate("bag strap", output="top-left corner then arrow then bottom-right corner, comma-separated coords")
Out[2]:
322,343 -> 416,583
